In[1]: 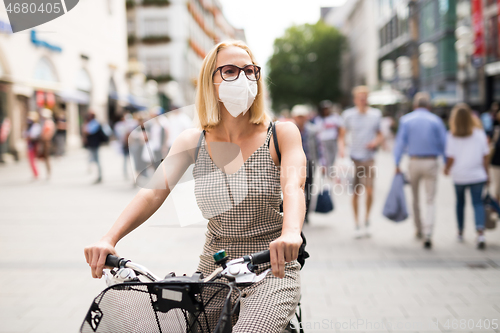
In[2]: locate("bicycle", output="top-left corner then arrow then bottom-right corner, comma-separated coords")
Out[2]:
80,250 -> 303,333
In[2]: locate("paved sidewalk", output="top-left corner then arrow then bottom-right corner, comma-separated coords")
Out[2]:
0,146 -> 499,333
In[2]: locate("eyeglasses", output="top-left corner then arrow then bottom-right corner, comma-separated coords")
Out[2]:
213,64 -> 261,82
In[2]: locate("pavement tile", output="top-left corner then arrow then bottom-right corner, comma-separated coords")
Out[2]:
0,319 -> 37,333
2,148 -> 500,332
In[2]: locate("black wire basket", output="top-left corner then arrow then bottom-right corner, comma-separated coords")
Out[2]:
80,281 -> 235,333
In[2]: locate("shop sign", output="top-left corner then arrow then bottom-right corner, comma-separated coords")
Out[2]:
30,30 -> 62,52
472,0 -> 485,60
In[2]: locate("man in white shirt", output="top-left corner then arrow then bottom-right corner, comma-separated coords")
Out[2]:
339,86 -> 384,238
313,100 -> 345,177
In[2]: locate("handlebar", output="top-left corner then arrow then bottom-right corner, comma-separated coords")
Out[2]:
249,250 -> 271,265
105,250 -> 272,284
105,254 -> 128,268
105,254 -> 161,282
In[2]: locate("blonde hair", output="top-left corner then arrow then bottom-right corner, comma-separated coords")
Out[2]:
449,103 -> 474,137
195,40 -> 269,130
352,85 -> 370,96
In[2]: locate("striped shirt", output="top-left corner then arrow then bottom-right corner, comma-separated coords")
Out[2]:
342,107 -> 382,161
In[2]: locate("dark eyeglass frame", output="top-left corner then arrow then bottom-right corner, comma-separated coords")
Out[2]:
213,64 -> 261,82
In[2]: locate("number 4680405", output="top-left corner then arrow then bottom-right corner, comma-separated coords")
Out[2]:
442,319 -> 498,330
6,2 -> 61,14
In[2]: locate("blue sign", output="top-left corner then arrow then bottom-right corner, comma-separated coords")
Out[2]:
30,30 -> 62,52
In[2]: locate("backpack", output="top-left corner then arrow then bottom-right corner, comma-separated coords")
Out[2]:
98,125 -> 110,144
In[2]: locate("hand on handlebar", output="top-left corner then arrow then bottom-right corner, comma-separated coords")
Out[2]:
269,232 -> 302,279
84,240 -> 117,279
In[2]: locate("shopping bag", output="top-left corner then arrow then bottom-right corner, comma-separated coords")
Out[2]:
483,192 -> 499,229
383,173 -> 408,222
315,188 -> 334,213
485,206 -> 497,230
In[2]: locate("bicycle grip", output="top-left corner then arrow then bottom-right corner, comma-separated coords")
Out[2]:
251,250 -> 271,265
105,254 -> 122,268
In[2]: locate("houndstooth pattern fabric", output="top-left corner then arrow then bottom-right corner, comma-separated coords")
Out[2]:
193,123 -> 301,333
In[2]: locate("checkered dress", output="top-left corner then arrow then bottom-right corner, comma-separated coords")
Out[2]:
193,123 -> 301,333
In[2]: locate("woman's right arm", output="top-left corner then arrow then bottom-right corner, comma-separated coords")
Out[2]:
84,128 -> 202,278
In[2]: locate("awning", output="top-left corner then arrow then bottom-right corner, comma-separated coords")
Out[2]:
368,89 -> 407,105
124,94 -> 148,111
11,84 -> 34,97
56,89 -> 90,104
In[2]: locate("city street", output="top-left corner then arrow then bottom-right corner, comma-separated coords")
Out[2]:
1,145 -> 500,333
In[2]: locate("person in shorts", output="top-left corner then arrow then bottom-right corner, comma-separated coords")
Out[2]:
339,86 -> 383,238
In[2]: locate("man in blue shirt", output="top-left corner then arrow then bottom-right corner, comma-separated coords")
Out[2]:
394,92 -> 447,249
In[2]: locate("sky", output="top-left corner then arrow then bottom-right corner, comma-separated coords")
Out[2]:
218,0 -> 347,72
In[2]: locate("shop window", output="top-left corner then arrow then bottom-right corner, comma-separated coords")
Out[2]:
486,15 -> 499,62
145,57 -> 170,77
34,57 -> 58,82
143,17 -> 168,37
76,68 -> 92,93
442,35 -> 457,75
494,76 -> 500,101
421,1 -> 436,40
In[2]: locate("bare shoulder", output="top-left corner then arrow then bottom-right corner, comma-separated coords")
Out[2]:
275,121 -> 301,142
169,128 -> 203,156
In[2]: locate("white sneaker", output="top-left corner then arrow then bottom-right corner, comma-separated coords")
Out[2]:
364,224 -> 371,238
354,228 -> 364,239
457,234 -> 464,243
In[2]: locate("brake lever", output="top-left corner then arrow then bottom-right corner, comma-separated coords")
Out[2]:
221,262 -> 271,284
252,268 -> 271,283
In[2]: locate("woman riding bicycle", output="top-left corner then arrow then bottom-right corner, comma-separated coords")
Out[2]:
84,40 -> 307,333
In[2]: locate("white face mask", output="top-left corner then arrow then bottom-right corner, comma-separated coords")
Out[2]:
215,73 -> 258,118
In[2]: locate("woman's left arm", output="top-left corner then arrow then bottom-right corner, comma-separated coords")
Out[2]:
269,122 -> 307,278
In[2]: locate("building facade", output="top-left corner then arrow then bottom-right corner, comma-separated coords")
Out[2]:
126,0 -> 244,109
417,0 -> 458,109
0,0 -> 128,157
323,0 -> 380,102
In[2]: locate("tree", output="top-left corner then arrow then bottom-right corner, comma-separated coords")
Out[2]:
267,21 -> 345,112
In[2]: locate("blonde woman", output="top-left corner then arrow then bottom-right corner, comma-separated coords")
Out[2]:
444,103 -> 489,249
84,41 -> 306,332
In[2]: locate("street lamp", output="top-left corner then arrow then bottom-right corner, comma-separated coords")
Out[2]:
419,43 -> 438,68
381,59 -> 396,82
455,0 -> 473,103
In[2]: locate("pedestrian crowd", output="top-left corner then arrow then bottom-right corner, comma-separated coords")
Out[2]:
16,105 -> 192,185
284,86 -> 497,251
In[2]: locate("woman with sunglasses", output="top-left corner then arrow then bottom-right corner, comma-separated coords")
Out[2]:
84,40 -> 306,332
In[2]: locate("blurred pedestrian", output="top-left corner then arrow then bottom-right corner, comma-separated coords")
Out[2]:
129,113 -> 150,183
481,102 -> 498,138
144,108 -> 167,170
394,92 -> 447,249
165,106 -> 192,152
339,86 -> 383,238
83,112 -> 107,184
380,113 -> 395,151
313,100 -> 344,178
0,116 -> 11,163
39,108 -> 56,179
444,103 -> 489,249
54,111 -> 67,156
489,110 -> 500,200
291,104 -> 323,223
114,113 -> 137,180
25,111 -> 42,179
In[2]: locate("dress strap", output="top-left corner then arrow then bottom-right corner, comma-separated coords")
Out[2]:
265,121 -> 273,147
194,130 -> 205,162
